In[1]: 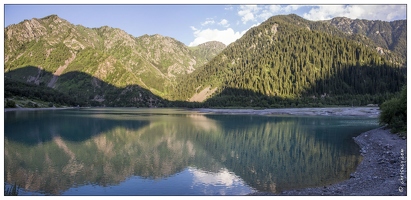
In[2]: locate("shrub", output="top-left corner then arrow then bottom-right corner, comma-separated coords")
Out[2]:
5,100 -> 17,108
379,86 -> 406,134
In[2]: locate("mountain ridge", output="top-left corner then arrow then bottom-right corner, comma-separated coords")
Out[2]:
326,16 -> 407,62
173,14 -> 406,107
4,14 -> 406,108
4,14 -> 226,102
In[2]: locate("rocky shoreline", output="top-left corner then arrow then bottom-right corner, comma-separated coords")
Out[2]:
197,106 -> 380,117
250,127 -> 407,196
4,107 -> 76,112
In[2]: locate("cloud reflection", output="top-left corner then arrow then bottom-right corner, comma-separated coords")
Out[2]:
188,167 -> 255,195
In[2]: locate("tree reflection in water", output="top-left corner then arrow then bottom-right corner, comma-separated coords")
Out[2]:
4,108 -> 378,195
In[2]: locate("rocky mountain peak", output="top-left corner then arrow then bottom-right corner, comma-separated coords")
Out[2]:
197,41 -> 226,49
326,16 -> 406,60
6,18 -> 46,42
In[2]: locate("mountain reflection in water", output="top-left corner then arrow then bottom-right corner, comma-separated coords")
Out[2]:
4,108 -> 378,195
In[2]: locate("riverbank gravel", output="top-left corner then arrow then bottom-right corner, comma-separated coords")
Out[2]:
197,107 -> 380,117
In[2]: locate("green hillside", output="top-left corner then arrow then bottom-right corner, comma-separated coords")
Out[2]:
4,14 -> 406,108
173,15 -> 406,107
4,15 -> 225,107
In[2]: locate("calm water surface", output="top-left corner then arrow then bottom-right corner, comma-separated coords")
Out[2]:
4,108 -> 379,195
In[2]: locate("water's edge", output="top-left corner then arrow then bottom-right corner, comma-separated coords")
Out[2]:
196,106 -> 380,117
5,106 -> 380,117
5,107 -> 390,196
250,126 -> 407,196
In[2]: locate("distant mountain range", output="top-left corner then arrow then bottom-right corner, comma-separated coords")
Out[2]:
4,14 -> 406,108
328,17 -> 406,60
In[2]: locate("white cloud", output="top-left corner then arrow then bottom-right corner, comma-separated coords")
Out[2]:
189,27 -> 248,46
303,5 -> 354,20
303,5 -> 406,21
234,5 -> 405,25
239,5 -> 260,13
268,5 -> 282,13
236,5 -> 309,23
283,5 -> 304,13
238,5 -> 261,24
189,5 -> 406,47
218,19 -> 229,27
257,5 -> 308,21
259,9 -> 275,20
241,12 -> 255,23
201,18 -> 215,26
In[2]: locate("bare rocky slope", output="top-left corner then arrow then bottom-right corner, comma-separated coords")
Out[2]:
327,17 -> 407,61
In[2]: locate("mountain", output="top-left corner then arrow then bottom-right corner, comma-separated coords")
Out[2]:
4,14 -> 406,108
4,15 -> 225,106
173,14 -> 406,107
189,41 -> 228,64
326,17 -> 407,64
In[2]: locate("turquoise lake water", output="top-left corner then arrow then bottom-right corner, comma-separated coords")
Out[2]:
4,108 -> 379,195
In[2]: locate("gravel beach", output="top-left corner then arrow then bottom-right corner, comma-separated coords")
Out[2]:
197,106 -> 381,117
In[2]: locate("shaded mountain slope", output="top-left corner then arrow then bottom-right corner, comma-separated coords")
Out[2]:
4,15 -> 225,102
174,14 -> 406,107
4,14 -> 405,108
5,66 -> 169,107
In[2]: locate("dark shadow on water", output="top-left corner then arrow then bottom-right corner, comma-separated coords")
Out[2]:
4,109 -> 151,145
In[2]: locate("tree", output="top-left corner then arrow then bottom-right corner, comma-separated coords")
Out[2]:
379,85 -> 406,134
5,100 -> 16,108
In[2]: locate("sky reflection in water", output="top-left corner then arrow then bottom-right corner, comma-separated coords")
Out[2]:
4,108 -> 379,195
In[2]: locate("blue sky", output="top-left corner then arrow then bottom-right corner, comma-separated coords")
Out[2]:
2,2 -> 408,46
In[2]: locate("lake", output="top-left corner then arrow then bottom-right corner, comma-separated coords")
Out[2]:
4,108 -> 379,195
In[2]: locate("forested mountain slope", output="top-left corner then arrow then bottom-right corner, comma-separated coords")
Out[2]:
173,14 -> 406,107
4,14 -> 406,108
